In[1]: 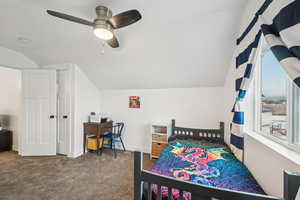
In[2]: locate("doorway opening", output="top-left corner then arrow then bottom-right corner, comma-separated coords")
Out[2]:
0,66 -> 22,156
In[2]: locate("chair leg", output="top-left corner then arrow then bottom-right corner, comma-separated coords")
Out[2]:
96,136 -> 100,156
100,143 -> 104,155
112,140 -> 117,158
120,137 -> 126,151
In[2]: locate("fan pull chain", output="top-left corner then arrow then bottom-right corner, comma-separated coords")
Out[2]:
100,41 -> 105,55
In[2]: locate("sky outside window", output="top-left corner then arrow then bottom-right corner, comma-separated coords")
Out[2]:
261,50 -> 287,98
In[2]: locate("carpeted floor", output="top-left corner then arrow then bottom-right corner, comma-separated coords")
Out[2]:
0,151 -> 18,163
0,151 -> 155,200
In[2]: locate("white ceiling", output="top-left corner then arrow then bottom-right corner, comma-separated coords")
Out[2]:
0,0 -> 246,89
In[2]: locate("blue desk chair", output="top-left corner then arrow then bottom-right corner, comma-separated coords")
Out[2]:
101,122 -> 125,158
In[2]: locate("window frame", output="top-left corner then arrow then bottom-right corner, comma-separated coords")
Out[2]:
252,35 -> 300,153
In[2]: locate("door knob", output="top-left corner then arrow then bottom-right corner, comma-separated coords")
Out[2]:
49,115 -> 55,119
63,115 -> 68,119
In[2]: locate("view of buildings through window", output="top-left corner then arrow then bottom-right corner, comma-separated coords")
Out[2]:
260,49 -> 288,140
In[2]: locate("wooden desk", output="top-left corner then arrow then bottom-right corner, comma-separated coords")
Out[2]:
83,121 -> 113,154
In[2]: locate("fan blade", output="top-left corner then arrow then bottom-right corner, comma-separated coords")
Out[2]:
109,10 -> 142,29
47,10 -> 94,26
105,35 -> 119,48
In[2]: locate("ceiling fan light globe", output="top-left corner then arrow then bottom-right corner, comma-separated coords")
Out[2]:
93,28 -> 113,40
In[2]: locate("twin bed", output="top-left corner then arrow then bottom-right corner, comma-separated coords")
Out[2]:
134,120 -> 300,200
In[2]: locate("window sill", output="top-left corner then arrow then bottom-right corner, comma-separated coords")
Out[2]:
244,129 -> 300,166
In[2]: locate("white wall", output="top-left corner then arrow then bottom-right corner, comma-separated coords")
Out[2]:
244,134 -> 300,198
222,0 -> 300,198
101,87 -> 224,153
0,46 -> 38,69
0,67 -> 22,151
0,47 -> 37,151
73,66 -> 101,157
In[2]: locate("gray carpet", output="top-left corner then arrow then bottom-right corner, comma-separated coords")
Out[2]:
0,151 -> 134,200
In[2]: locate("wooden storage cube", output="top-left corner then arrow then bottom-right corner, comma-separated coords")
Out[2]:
153,126 -> 167,134
151,123 -> 169,159
152,134 -> 168,143
151,142 -> 168,158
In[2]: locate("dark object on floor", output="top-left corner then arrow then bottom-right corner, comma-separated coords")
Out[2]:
0,130 -> 12,152
102,122 -> 125,158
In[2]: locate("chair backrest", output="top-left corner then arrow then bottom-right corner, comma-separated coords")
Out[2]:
116,122 -> 124,137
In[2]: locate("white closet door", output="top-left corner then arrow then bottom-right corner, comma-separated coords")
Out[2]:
57,70 -> 71,155
21,70 -> 57,156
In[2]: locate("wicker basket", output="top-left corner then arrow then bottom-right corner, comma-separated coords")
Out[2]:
86,137 -> 103,150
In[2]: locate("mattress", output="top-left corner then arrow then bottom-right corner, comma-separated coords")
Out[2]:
150,139 -> 265,200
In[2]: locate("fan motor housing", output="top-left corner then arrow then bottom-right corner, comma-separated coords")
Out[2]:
93,21 -> 113,33
94,6 -> 113,31
95,6 -> 112,20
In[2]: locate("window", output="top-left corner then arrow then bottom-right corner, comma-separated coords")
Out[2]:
260,50 -> 288,140
253,36 -> 300,150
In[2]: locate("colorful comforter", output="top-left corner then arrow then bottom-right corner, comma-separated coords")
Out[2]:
151,139 -> 265,200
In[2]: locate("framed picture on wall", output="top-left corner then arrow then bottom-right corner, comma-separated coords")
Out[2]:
129,96 -> 140,108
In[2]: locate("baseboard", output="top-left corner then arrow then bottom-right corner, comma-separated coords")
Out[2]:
68,145 -> 150,158
118,145 -> 150,154
13,147 -> 149,157
12,145 -> 18,152
68,151 -> 82,158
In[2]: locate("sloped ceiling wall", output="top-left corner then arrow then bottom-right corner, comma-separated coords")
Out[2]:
0,0 -> 246,89
0,47 -> 38,68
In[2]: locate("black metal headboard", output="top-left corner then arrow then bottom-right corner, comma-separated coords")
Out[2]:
170,119 -> 225,143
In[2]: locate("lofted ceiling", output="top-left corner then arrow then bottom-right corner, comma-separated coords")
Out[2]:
0,0 -> 246,89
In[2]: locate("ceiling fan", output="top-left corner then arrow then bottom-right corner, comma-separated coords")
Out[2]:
47,6 -> 142,48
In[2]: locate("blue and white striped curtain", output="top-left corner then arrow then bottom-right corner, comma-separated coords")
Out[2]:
230,0 -> 300,161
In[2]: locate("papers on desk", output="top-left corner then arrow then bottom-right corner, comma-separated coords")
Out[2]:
89,114 -> 101,123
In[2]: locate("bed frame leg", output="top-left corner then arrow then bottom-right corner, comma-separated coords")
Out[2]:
134,151 -> 142,200
284,171 -> 300,200
172,119 -> 175,134
220,121 -> 224,132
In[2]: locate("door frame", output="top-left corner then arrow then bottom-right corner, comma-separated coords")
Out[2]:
42,64 -> 76,158
56,69 -> 72,155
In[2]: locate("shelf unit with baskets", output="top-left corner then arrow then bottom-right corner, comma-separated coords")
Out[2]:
150,123 -> 169,159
